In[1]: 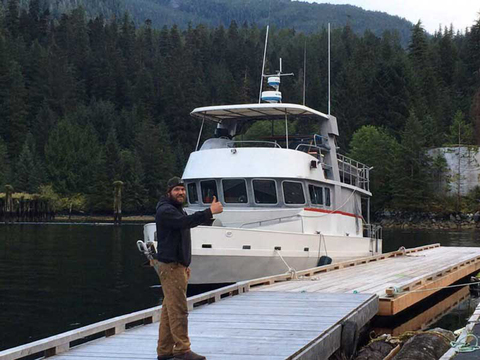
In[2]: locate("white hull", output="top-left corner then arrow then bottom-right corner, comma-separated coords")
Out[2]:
144,224 -> 382,284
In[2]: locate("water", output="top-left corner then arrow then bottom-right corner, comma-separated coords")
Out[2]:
0,225 -> 479,351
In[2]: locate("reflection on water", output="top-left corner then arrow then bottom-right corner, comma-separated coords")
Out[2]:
1,225 -> 480,350
0,224 -> 161,351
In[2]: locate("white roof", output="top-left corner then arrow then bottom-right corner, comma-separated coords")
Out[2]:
190,103 -> 329,123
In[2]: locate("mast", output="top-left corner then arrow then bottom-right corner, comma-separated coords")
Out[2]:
328,23 -> 331,116
259,25 -> 270,103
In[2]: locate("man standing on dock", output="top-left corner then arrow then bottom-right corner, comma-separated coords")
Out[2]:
155,177 -> 223,360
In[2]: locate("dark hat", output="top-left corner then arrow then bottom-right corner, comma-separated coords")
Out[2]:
167,176 -> 185,191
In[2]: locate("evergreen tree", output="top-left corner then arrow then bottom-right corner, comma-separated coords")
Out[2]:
15,134 -> 44,193
87,149 -> 111,213
446,110 -> 475,145
391,110 -> 432,210
0,60 -> 28,157
120,149 -> 147,213
348,126 -> 400,212
105,126 -> 122,181
5,0 -> 19,38
136,118 -> 174,208
0,137 -> 9,188
45,119 -> 101,194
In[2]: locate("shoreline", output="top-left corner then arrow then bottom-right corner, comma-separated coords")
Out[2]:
2,214 -> 480,230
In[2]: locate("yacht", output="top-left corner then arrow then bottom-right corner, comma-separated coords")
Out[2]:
142,67 -> 382,284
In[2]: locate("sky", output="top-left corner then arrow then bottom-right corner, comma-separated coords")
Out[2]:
303,0 -> 480,33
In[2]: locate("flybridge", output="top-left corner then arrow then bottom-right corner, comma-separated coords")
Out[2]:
190,103 -> 330,123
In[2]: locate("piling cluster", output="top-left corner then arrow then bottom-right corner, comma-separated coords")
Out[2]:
0,186 -> 55,223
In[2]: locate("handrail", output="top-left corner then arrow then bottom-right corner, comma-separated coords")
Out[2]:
240,214 -> 304,232
337,153 -> 370,191
226,140 -> 281,148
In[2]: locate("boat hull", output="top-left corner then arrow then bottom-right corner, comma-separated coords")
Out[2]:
144,224 -> 382,284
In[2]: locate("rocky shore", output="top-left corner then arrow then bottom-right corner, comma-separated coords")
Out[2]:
378,211 -> 480,230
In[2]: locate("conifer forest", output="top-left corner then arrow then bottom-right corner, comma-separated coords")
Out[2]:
0,0 -> 480,215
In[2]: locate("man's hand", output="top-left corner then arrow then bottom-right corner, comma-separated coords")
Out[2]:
210,196 -> 223,214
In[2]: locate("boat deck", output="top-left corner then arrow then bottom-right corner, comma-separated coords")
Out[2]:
3,244 -> 480,360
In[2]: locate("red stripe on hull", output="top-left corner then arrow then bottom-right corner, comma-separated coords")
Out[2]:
303,207 -> 361,218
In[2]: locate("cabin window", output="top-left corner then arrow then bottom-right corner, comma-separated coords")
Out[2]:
325,187 -> 331,206
223,179 -> 248,203
253,180 -> 277,204
283,181 -> 306,204
200,180 -> 218,203
187,183 -> 199,204
308,185 -> 323,205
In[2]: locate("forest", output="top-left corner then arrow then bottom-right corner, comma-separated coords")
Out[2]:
0,0 -> 479,215
5,0 -> 415,46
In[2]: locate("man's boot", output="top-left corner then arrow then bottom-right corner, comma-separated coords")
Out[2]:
173,350 -> 206,360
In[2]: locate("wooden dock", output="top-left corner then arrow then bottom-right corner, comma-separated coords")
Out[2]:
2,244 -> 480,360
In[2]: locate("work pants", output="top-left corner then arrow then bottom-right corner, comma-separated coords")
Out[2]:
157,262 -> 191,356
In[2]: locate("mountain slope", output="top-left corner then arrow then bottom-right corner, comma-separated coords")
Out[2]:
10,0 -> 414,44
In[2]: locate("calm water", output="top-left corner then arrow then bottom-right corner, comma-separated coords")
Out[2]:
1,225 -> 480,351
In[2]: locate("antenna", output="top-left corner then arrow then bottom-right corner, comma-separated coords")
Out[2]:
328,23 -> 331,116
303,40 -> 306,106
259,25 -> 270,103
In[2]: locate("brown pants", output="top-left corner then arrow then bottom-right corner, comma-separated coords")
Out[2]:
157,262 -> 191,356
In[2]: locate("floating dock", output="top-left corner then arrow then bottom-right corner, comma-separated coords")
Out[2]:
2,244 -> 480,360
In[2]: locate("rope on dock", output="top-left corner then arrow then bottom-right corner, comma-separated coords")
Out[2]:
450,332 -> 480,353
275,249 -> 297,279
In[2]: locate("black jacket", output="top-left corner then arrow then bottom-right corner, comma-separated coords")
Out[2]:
155,198 -> 213,267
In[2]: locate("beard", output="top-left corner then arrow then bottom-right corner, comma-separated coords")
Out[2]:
168,192 -> 186,205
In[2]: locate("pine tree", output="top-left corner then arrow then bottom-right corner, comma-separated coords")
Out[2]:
0,137 -> 9,188
15,134 -> 44,193
120,149 -> 147,213
86,149 -> 111,213
5,0 -> 19,38
391,110 -> 432,210
348,126 -> 400,212
105,126 -> 122,181
0,60 -> 28,157
45,119 -> 101,194
446,111 -> 475,145
136,118 -> 174,208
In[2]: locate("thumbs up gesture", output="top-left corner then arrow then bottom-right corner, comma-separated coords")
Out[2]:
210,196 -> 223,214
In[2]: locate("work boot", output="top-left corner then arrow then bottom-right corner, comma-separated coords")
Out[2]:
173,350 -> 206,360
157,355 -> 174,360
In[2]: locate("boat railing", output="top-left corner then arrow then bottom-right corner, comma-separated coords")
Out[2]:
227,140 -> 282,148
337,154 -> 370,191
240,214 -> 304,232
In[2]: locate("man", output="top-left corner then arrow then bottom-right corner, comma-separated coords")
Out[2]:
155,177 -> 223,360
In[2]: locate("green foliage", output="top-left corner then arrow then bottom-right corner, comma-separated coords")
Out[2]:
38,184 -> 87,213
348,126 -> 400,212
390,111 -> 433,211
446,111 -> 475,145
0,136 -> 9,187
15,133 -> 44,192
44,119 -> 101,194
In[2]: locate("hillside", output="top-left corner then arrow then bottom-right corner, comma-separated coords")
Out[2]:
10,0 -> 414,45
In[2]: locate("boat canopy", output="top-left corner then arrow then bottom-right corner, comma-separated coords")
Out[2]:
190,103 -> 329,123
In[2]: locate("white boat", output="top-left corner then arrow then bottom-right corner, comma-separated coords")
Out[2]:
143,67 -> 382,283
